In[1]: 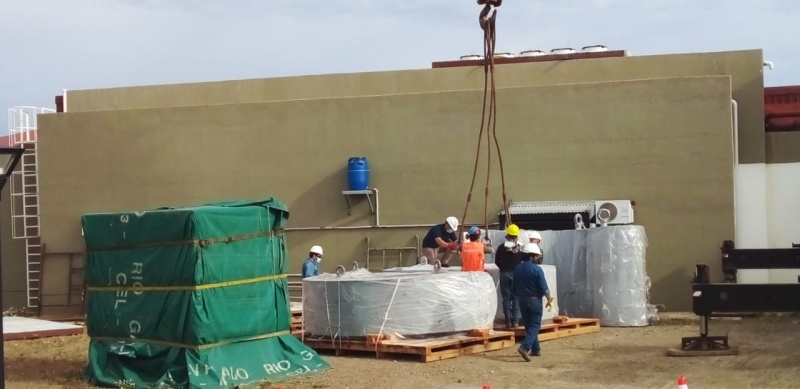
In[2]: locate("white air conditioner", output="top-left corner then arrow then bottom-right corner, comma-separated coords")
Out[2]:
594,200 -> 634,225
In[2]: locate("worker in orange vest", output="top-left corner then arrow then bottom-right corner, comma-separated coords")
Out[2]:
461,226 -> 492,271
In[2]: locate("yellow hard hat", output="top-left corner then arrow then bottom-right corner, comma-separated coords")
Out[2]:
506,224 -> 520,237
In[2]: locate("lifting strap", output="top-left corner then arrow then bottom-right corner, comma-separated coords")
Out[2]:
458,0 -> 512,242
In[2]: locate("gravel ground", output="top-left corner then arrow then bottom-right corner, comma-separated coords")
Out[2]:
5,314 -> 800,388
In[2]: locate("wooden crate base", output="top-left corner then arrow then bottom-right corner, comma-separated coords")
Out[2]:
300,329 -> 515,363
494,317 -> 601,342
290,309 -> 303,335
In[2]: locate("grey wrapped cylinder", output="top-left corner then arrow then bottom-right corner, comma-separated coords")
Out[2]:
302,269 -> 497,338
485,226 -> 651,326
587,225 -> 650,327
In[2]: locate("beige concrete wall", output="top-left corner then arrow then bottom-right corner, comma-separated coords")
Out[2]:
0,183 -> 29,310
65,50 -> 764,163
37,76 -> 734,311
766,132 -> 800,164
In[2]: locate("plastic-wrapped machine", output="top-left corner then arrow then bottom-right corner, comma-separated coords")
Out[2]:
538,265 -> 559,322
539,229 -> 592,318
302,269 -> 497,338
485,229 -> 507,263
483,264 -> 504,322
587,226 -> 650,327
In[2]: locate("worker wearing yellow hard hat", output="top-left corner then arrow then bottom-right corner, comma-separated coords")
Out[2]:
494,224 -> 525,328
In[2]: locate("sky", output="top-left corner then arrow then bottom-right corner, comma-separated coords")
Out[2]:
1,0 -> 798,132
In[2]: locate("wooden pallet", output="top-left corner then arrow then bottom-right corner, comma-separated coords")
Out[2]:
300,329 -> 515,363
494,317 -> 601,342
290,308 -> 303,335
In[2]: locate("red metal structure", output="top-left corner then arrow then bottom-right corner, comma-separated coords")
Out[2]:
764,85 -> 800,133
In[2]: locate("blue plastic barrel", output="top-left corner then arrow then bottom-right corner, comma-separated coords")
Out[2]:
347,157 -> 370,191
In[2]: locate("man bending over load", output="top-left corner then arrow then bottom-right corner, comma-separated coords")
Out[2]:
421,216 -> 459,267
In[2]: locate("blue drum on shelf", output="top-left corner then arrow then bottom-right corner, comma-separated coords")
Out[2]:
347,157 -> 370,191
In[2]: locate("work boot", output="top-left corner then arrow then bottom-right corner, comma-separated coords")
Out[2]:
511,321 -> 519,328
529,350 -> 541,357
517,347 -> 531,362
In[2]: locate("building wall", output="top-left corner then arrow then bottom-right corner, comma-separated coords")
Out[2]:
65,50 -> 765,164
0,183 -> 29,310
0,135 -> 28,309
36,76 -> 735,312
764,131 -> 800,249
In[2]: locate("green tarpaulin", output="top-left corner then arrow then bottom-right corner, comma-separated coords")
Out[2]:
82,198 -> 329,388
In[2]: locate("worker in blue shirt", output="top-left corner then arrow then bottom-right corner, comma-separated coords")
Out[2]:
302,245 -> 324,278
513,243 -> 553,361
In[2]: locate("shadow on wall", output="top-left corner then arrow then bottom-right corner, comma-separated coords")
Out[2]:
656,266 -> 695,310
290,164 -> 347,229
287,164 -> 372,253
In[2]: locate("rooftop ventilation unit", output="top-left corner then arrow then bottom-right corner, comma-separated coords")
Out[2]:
582,45 -> 609,53
493,52 -> 516,58
519,50 -> 546,57
459,55 -> 484,61
551,48 -> 576,55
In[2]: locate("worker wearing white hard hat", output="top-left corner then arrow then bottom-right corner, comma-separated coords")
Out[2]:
421,216 -> 459,267
513,243 -> 553,361
302,245 -> 324,278
528,230 -> 542,245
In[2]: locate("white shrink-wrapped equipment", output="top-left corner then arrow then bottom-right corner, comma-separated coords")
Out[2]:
483,264 -> 503,322
587,225 -> 650,327
539,229 -> 592,318
383,263 -> 509,323
481,226 -> 651,325
538,264 -> 559,322
302,269 -> 497,338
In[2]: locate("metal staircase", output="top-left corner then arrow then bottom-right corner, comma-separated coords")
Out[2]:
8,106 -> 54,311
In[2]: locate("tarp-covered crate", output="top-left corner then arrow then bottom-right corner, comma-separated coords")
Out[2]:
82,198 -> 329,388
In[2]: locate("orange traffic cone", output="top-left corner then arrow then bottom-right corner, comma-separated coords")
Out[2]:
483,386 -> 491,389
677,376 -> 688,389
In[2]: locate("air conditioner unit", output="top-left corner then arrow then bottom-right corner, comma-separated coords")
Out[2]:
594,200 -> 634,225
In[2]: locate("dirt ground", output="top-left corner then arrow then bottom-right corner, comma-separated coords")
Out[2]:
5,314 -> 800,389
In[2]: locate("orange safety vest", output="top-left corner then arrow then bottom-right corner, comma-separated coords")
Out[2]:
461,241 -> 486,272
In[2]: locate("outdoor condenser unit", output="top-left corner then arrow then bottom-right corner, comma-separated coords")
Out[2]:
498,199 -> 635,231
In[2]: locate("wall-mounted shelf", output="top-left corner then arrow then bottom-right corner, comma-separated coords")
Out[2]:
342,189 -> 376,215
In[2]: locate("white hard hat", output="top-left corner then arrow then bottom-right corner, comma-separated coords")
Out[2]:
528,231 -> 542,241
309,245 -> 324,256
521,243 -> 541,255
446,216 -> 459,231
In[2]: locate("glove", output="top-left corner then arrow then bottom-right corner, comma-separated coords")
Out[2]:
447,242 -> 458,251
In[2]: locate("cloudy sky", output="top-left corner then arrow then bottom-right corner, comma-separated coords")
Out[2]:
1,0 -> 797,131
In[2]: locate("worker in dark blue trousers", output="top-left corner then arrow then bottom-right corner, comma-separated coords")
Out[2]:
513,243 -> 553,362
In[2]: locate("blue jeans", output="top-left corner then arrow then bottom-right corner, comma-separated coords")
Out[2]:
519,296 -> 544,353
499,272 -> 520,324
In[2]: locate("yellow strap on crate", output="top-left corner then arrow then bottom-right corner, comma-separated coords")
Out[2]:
86,273 -> 287,292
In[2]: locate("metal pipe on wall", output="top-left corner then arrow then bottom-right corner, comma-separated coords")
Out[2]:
374,187 -> 380,227
732,99 -> 739,165
285,223 -> 502,232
